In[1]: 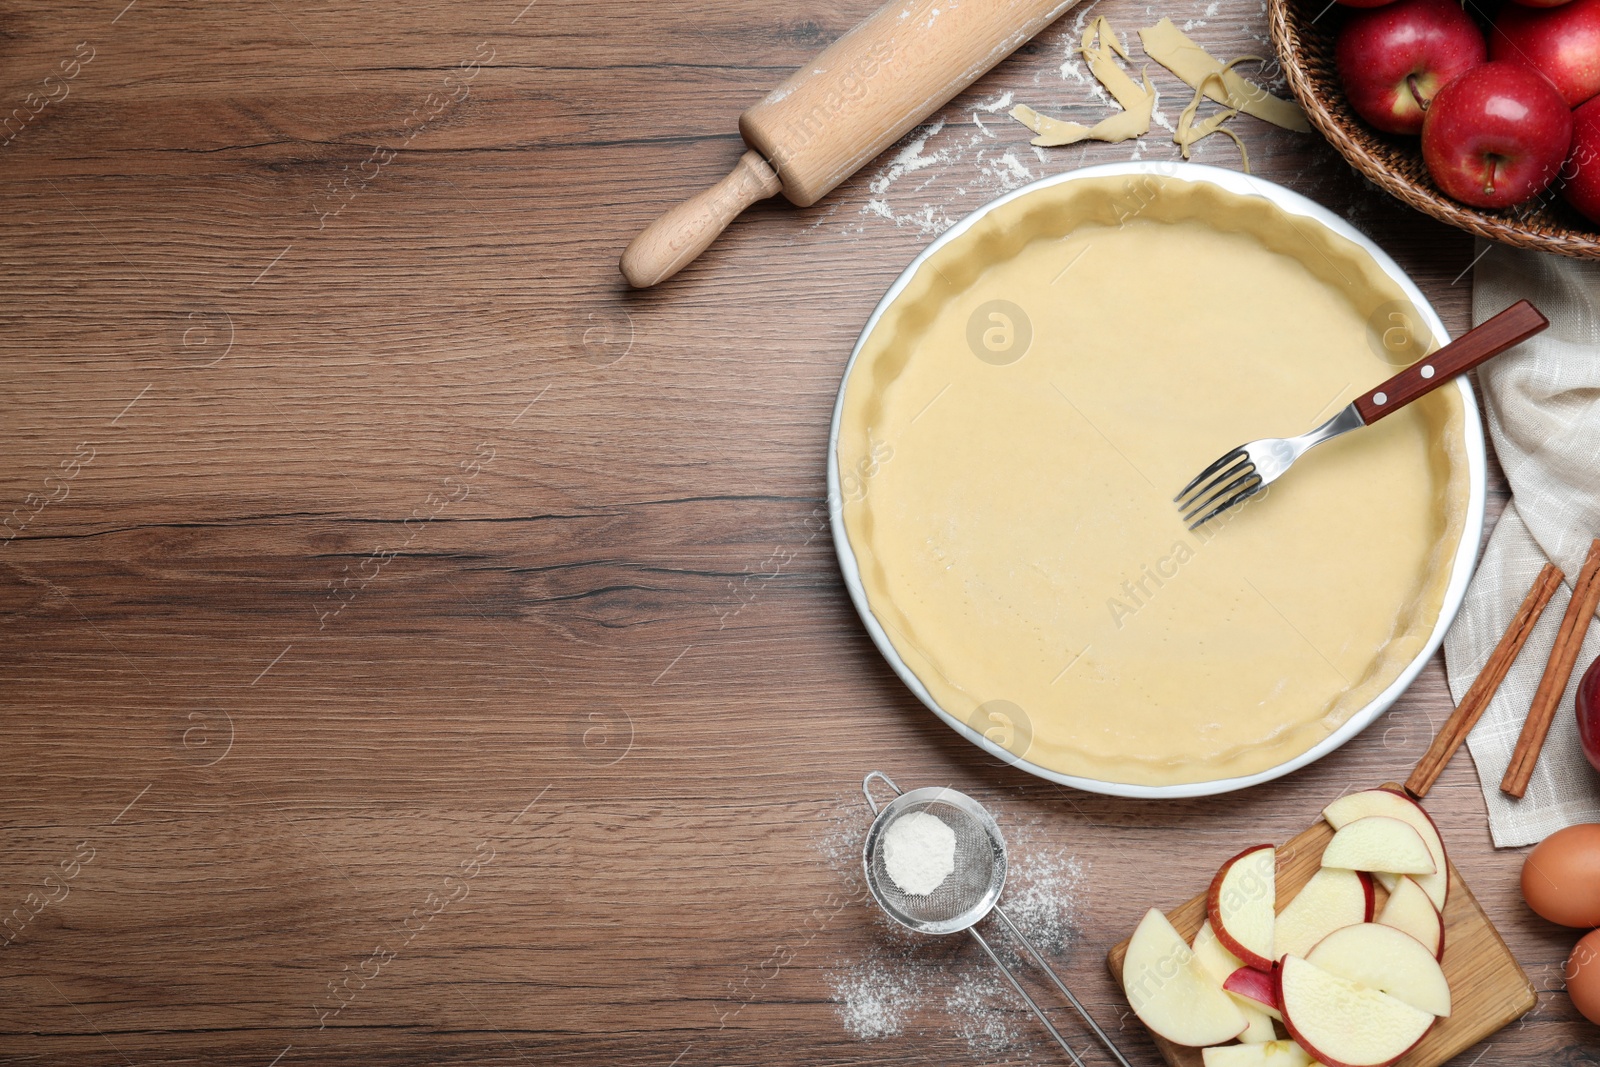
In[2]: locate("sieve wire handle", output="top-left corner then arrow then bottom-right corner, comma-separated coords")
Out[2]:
861,771 -> 902,815
968,927 -> 1088,1067
994,906 -> 1135,1067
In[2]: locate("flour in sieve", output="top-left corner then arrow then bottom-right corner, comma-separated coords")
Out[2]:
883,811 -> 957,895
819,798 -> 1091,1058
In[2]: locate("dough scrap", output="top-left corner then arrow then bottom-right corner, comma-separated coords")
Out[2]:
1011,82 -> 1154,146
1139,18 -> 1309,133
1081,16 -> 1147,114
1010,17 -> 1155,147
1175,65 -> 1254,172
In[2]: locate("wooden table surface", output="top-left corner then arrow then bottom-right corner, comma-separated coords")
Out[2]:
1,1 -> 1593,1064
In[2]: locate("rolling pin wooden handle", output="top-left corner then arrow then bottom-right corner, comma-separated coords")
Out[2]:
620,150 -> 782,288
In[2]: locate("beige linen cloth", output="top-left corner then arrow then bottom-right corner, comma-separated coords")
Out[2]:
1443,242 -> 1600,847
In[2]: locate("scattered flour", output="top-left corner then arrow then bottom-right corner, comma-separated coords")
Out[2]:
975,90 -> 1015,113
945,968 -> 1022,1055
819,798 -> 1090,1060
829,955 -> 924,1039
857,112 -> 1041,236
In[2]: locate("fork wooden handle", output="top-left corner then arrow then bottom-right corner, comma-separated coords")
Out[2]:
1354,300 -> 1550,424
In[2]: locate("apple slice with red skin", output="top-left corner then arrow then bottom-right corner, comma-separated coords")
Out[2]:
1202,1041 -> 1314,1067
1377,875 -> 1445,959
1321,816 -> 1434,877
1323,788 -> 1450,909
1123,908 -> 1249,1047
1275,956 -> 1435,1067
1225,965 -> 1284,1022
1208,845 -> 1277,971
1306,922 -> 1452,1017
1274,867 -> 1375,960
1194,921 -> 1280,1043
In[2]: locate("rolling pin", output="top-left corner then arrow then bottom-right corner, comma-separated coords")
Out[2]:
620,0 -> 1081,288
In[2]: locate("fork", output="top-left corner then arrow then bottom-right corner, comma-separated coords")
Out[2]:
1176,299 -> 1550,530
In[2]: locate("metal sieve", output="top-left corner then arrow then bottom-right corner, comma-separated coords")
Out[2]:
862,772 -> 1132,1067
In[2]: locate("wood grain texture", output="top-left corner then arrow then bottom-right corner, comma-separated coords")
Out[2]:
1106,786 -> 1538,1067
0,1 -> 1592,1066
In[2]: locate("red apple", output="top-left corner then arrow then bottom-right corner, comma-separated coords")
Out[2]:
1491,0 -> 1600,106
1338,0 -> 1403,8
1569,99 -> 1600,228
1578,650 -> 1600,773
1422,61 -> 1574,208
1510,0 -> 1576,6
1337,0 -> 1488,134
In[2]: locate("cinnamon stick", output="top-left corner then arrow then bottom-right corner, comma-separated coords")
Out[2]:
1406,562 -> 1563,798
1501,538 -> 1600,798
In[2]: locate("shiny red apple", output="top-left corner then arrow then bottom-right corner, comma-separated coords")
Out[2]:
1422,61 -> 1575,208
1579,651 -> 1600,773
1567,97 -> 1600,222
1491,0 -> 1600,106
1337,0 -> 1488,134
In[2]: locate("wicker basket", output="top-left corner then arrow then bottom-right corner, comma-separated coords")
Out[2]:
1269,0 -> 1600,258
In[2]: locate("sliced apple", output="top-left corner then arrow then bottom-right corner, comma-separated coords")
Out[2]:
1208,845 -> 1277,970
1225,965 -> 1283,1022
1320,816 -> 1434,877
1305,922 -> 1452,1017
1324,789 -> 1449,909
1235,1003 -> 1278,1044
1276,955 -> 1434,1067
1274,867 -> 1375,959
1123,908 -> 1248,1047
1202,1041 -> 1313,1067
1377,875 -> 1445,959
1194,921 -> 1279,1043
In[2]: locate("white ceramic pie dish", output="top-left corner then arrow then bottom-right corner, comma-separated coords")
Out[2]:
828,161 -> 1487,799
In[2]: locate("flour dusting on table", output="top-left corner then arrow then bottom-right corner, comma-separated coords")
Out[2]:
817,799 -> 1089,1058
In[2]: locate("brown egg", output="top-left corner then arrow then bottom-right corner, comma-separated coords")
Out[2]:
1567,929 -> 1600,1026
1522,823 -> 1600,928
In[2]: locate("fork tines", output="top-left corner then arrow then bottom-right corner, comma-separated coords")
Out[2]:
1173,448 -> 1263,529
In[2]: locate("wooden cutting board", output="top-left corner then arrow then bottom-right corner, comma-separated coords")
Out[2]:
1105,786 -> 1536,1067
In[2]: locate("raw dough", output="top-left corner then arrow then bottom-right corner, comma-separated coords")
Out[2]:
836,176 -> 1468,787
1140,18 -> 1310,132
1010,17 -> 1154,146
1175,64 -> 1255,171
